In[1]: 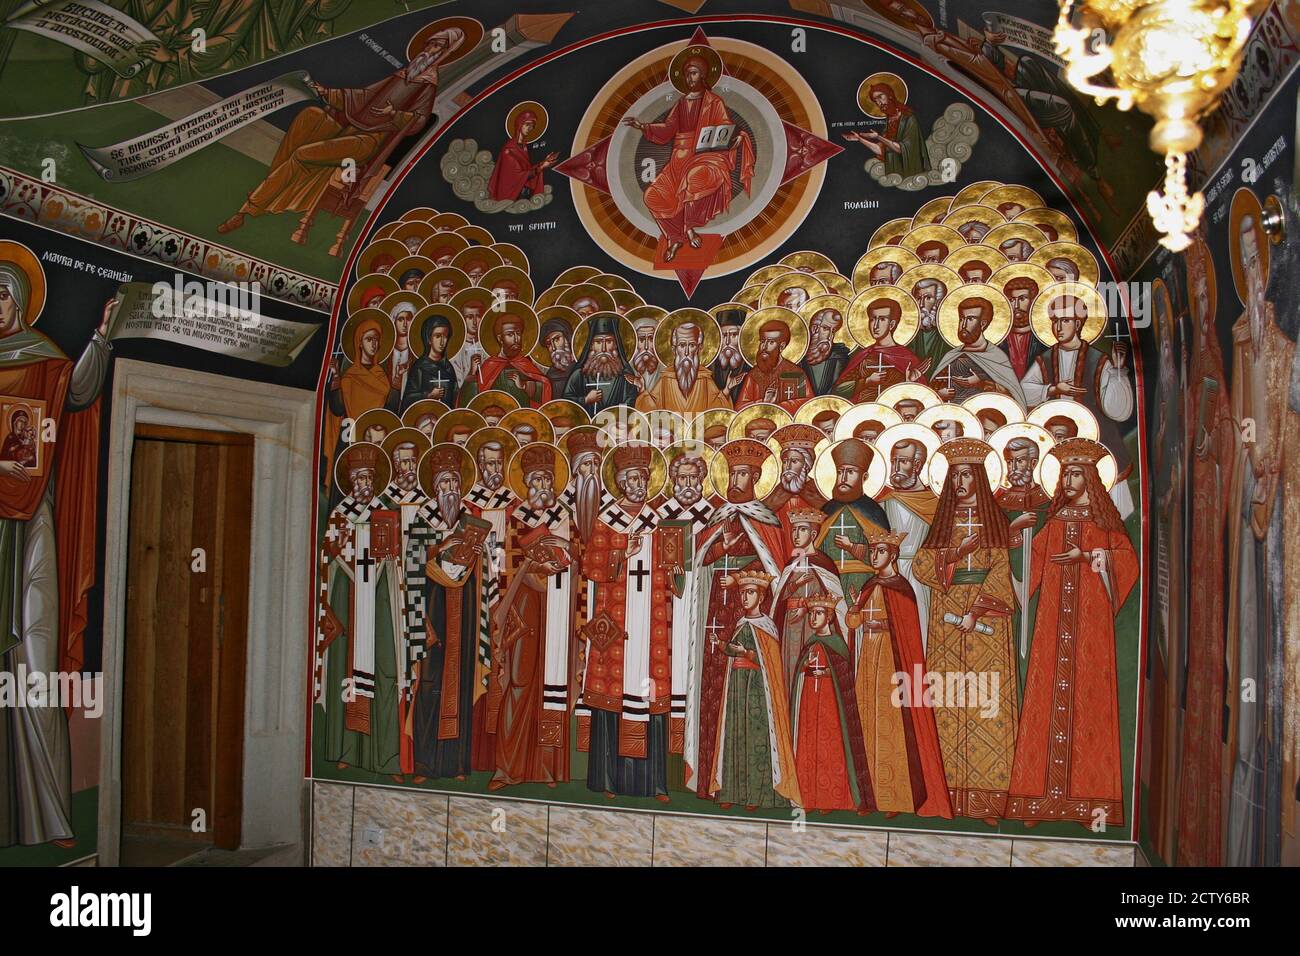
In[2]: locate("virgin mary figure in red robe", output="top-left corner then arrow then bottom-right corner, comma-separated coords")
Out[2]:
487,110 -> 558,202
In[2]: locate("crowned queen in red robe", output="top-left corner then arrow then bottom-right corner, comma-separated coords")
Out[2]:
1006,439 -> 1138,827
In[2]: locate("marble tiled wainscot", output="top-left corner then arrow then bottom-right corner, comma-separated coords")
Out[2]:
311,782 -> 354,867
351,787 -> 449,867
447,796 -> 549,866
547,806 -> 654,866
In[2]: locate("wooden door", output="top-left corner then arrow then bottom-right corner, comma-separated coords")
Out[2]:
121,424 -> 253,852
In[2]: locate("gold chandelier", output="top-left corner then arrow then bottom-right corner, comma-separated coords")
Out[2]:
1053,0 -> 1268,251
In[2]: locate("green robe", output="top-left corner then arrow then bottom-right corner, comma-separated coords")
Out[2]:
885,112 -> 929,177
718,622 -> 783,808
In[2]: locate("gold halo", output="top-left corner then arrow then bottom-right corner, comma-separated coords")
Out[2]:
799,293 -> 854,349
557,282 -> 616,315
590,273 -> 634,293
941,203 -> 1007,240
457,224 -> 495,247
710,439 -> 779,500
428,212 -> 470,233
928,441 -> 1004,494
1030,281 -> 1108,345
938,283 -> 1012,347
467,389 -> 521,421
419,443 -> 477,498
832,401 -> 902,442
852,245 -> 921,292
558,425 -> 607,468
758,271 -> 826,311
480,265 -> 534,305
812,438 -> 882,500
392,219 -> 434,249
381,425 -> 433,466
611,289 -> 646,313
379,290 -> 423,328
356,237 -> 409,279
534,286 -> 568,311
796,394 -> 852,437
963,391 -> 1026,433
977,184 -> 1044,216
915,402 -> 984,441
348,273 -> 398,315
417,266 -> 472,303
655,308 -> 721,367
340,307 -> 395,366
533,305 -> 583,366
626,303 -> 668,326
464,425 -> 519,471
746,263 -> 796,287
449,245 -> 503,277
592,406 -> 650,447
1229,187 -> 1269,305
505,101 -> 548,142
433,409 -> 488,445
479,300 -> 540,356
869,218 -> 913,248
944,244 -> 1008,283
953,180 -> 1002,205
399,207 -> 439,222
898,263 -> 962,311
740,307 -> 809,364
391,254 -> 436,288
848,286 -> 920,347
987,422 -> 1055,489
1040,446 -> 1117,495
989,262 -> 1055,306
1026,399 -> 1101,441
499,408 -> 555,446
912,195 -> 955,228
692,407 -> 735,445
727,402 -> 792,442
1014,207 -> 1077,244
406,16 -> 483,65
539,398 -> 591,431
509,441 -> 571,500
371,222 -> 403,241
780,250 -> 838,274
572,311 -> 635,360
419,231 -> 470,264
732,284 -> 766,309
448,285 -> 493,319
403,399 -> 450,431
555,265 -> 601,285
334,441 -> 391,498
877,382 -> 940,416
661,439 -> 720,495
813,271 -> 854,297
984,222 -> 1046,259
410,303 -> 464,360
873,422 -> 941,495
857,72 -> 908,117
668,44 -> 724,95
600,442 -> 666,500
900,224 -> 964,261
488,243 -> 527,273
1028,241 -> 1100,287
646,409 -> 690,448
352,408 -> 400,445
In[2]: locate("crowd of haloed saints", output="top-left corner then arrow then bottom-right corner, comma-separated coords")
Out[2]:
318,182 -> 1139,830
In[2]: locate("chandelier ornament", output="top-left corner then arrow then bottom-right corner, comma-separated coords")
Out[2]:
1053,0 -> 1267,251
